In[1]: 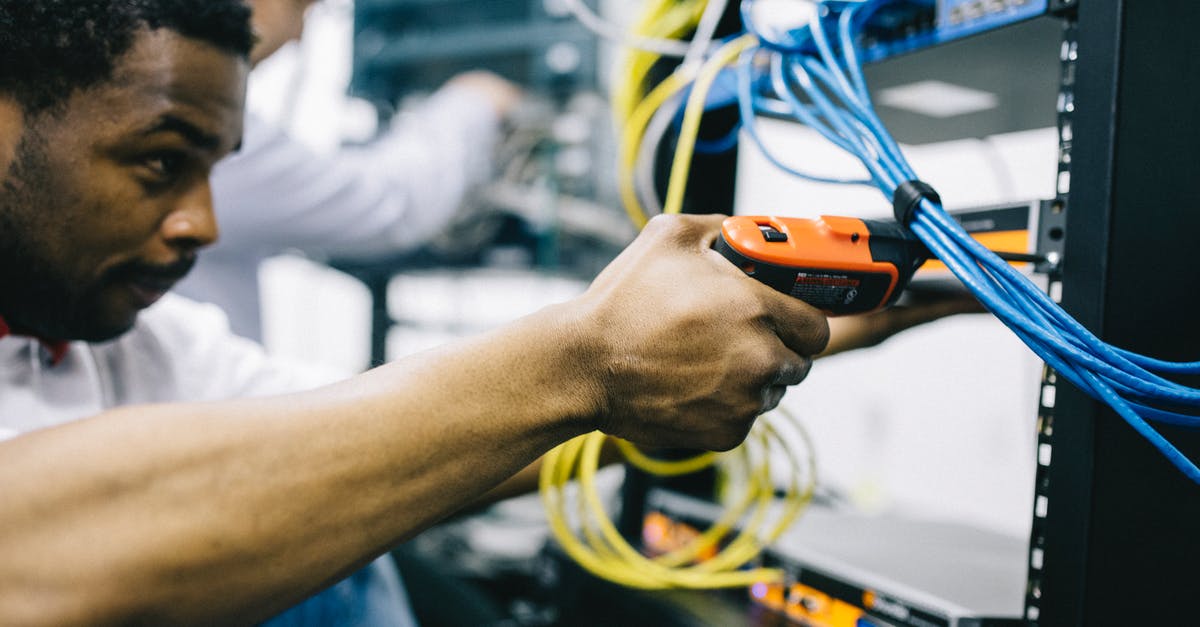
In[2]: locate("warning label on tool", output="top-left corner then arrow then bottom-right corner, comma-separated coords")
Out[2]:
790,270 -> 872,310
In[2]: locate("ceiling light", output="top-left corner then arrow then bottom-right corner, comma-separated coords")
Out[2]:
877,80 -> 1000,118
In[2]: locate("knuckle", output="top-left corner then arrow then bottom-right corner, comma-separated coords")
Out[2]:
790,309 -> 831,355
798,356 -> 814,379
752,357 -> 782,387
642,213 -> 679,238
745,298 -> 773,325
762,385 -> 788,411
781,357 -> 812,385
812,316 -> 832,352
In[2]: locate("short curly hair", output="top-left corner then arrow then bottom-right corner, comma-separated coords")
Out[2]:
0,0 -> 254,111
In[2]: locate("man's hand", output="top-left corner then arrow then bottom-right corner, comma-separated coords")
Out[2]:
444,71 -> 525,119
568,214 -> 830,452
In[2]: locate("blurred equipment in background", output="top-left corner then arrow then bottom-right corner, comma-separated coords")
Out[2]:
351,0 -> 625,212
336,0 -> 634,368
353,0 -> 598,104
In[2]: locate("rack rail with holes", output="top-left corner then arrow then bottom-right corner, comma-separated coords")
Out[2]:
1027,0 -> 1200,624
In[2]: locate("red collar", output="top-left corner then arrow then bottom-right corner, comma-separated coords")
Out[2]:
0,315 -> 70,366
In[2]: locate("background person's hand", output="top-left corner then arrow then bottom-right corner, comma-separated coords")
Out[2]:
444,71 -> 526,119
570,214 -> 829,452
820,289 -> 987,358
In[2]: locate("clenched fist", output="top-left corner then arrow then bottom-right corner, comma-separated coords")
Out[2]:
567,214 -> 830,451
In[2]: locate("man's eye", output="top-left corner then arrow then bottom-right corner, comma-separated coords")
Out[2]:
142,152 -> 186,178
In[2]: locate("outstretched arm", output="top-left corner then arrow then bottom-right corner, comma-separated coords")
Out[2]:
0,215 -> 827,627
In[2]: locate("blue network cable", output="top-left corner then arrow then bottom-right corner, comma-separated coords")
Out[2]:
733,0 -> 1200,482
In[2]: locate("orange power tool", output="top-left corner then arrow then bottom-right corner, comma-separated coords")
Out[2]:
715,216 -> 928,316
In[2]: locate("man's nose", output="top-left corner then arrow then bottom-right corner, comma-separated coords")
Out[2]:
160,180 -> 219,250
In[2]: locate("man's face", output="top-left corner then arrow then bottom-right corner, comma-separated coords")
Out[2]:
0,29 -> 247,342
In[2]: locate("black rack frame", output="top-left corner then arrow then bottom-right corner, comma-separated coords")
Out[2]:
1029,1 -> 1200,624
632,1 -> 1200,624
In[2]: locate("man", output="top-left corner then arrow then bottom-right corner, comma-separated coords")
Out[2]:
0,2 -> 829,624
175,0 -> 525,341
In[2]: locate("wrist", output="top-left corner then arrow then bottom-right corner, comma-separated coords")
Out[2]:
535,299 -> 609,435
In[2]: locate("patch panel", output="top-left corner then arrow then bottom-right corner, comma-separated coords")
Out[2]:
857,0 -> 1050,62
937,0 -> 1049,40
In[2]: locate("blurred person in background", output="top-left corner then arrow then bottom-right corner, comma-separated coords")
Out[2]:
175,0 -> 525,341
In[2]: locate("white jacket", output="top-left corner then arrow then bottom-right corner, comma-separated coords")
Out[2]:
176,84 -> 502,340
0,295 -> 415,626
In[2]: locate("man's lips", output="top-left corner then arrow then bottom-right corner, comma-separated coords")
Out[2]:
125,276 -> 178,308
113,257 -> 196,309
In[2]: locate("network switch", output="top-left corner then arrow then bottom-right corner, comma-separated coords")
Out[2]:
858,0 -> 1050,62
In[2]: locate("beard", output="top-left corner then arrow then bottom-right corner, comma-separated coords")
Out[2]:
0,130 -> 194,342
0,130 -> 81,338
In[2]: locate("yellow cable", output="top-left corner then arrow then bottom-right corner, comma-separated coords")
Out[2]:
695,416 -> 816,572
612,0 -> 708,228
663,34 -> 758,216
666,429 -> 774,573
617,34 -> 757,227
618,70 -> 693,228
540,407 -> 817,590
575,430 -> 783,588
613,0 -> 707,125
652,443 -> 755,567
615,438 -> 717,476
559,420 -> 787,586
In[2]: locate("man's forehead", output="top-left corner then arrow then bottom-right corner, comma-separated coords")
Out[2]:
77,28 -> 248,151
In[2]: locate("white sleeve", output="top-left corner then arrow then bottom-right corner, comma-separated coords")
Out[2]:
208,84 -> 502,259
101,295 -> 350,404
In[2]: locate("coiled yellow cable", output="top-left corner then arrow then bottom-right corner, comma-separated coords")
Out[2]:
539,407 -> 816,589
616,438 -> 716,476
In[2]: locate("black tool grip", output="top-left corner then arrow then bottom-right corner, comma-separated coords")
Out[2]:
716,234 -> 902,316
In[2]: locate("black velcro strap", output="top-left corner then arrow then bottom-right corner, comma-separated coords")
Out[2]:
892,180 -> 941,225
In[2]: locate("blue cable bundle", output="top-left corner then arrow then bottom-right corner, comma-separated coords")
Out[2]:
733,0 -> 1200,482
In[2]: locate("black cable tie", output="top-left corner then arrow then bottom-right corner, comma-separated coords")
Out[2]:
892,180 -> 942,226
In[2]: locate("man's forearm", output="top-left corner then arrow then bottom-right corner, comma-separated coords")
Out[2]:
0,303 -> 595,626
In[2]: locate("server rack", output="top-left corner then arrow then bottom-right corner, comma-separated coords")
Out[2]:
1030,1 -> 1200,624
622,1 -> 1200,625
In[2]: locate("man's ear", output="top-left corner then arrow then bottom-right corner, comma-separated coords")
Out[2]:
0,98 -> 25,177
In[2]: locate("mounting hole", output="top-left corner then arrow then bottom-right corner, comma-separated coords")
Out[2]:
1048,227 -> 1065,241
851,232 -> 861,243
